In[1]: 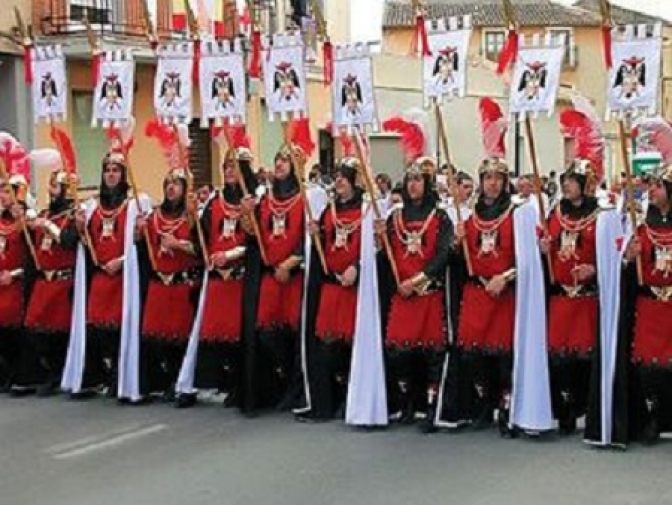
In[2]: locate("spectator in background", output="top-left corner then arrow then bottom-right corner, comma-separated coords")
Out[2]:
375,173 -> 392,201
545,170 -> 559,200
197,184 -> 214,216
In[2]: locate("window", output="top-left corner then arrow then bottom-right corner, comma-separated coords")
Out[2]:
548,28 -> 575,67
68,0 -> 116,25
483,30 -> 506,62
72,90 -> 109,189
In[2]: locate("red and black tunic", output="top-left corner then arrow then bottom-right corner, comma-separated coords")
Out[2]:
314,201 -> 363,343
24,210 -> 77,334
200,193 -> 246,343
546,201 -> 599,356
631,220 -> 672,367
0,214 -> 27,329
141,209 -> 202,341
86,200 -> 128,330
385,204 -> 451,350
457,202 -> 516,353
255,190 -> 305,332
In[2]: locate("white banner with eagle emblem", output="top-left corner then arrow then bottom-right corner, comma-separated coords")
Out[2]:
508,33 -> 565,118
262,33 -> 308,121
331,43 -> 378,131
422,16 -> 472,105
606,23 -> 662,118
31,45 -> 67,124
92,50 -> 135,127
154,43 -> 194,123
198,39 -> 246,126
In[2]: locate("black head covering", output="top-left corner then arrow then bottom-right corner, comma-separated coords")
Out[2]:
160,175 -> 187,216
334,159 -> 358,189
401,171 -> 438,220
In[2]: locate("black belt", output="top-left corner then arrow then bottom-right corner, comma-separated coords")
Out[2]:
152,269 -> 202,286
40,269 -> 74,281
210,266 -> 245,281
550,284 -> 597,298
640,285 -> 672,302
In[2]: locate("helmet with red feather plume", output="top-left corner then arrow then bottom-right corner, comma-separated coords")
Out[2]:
276,117 -> 316,170
212,123 -> 254,165
31,126 -> 80,192
145,118 -> 190,182
559,95 -> 605,191
478,98 -> 509,176
382,109 -> 437,178
104,118 -> 136,169
0,132 -> 31,202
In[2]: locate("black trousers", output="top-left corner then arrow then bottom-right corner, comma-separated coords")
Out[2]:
0,328 -> 21,388
14,330 -> 68,388
549,355 -> 591,417
140,338 -> 187,396
195,341 -> 240,391
460,350 -> 513,413
387,347 -> 445,412
81,326 -> 121,390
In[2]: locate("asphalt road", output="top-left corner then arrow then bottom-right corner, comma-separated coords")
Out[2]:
1,395 -> 672,505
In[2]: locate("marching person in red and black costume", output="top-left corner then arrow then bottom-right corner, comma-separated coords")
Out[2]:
451,98 -> 554,436
621,163 -> 672,445
63,119 -> 151,401
239,124 -> 326,415
175,130 -> 258,409
296,157 -> 365,421
136,123 -> 203,402
540,160 -> 601,434
13,146 -> 79,396
378,151 -> 455,433
0,133 -> 36,393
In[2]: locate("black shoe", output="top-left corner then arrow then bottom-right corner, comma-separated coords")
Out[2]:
472,400 -> 494,431
497,394 -> 518,438
294,411 -> 329,424
69,387 -> 100,400
175,393 -> 197,409
420,407 -> 438,434
9,386 -> 36,398
36,383 -> 57,397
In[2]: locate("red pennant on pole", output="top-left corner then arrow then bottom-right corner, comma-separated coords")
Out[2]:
496,30 -> 519,75
322,40 -> 333,86
602,25 -> 613,68
192,39 -> 201,84
23,45 -> 33,84
249,30 -> 262,78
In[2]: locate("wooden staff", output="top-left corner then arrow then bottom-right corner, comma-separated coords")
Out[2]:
218,129 -> 269,266
617,118 -> 643,285
433,100 -> 473,275
351,128 -> 400,286
523,116 -> 554,284
174,125 -> 210,268
0,160 -> 40,270
282,118 -> 329,274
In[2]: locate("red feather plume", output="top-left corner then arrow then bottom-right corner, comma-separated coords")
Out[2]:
289,118 -> 315,158
325,122 -> 356,158
211,123 -> 251,150
479,98 -> 507,159
382,116 -> 425,163
50,126 -> 77,175
560,108 -> 605,181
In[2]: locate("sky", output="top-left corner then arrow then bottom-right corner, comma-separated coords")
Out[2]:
350,0 -> 672,43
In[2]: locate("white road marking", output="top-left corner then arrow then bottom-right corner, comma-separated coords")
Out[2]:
47,424 -> 168,460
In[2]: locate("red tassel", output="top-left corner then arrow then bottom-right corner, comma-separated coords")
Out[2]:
92,52 -> 102,88
497,30 -> 519,75
192,40 -> 201,84
418,14 -> 431,57
602,25 -> 613,69
323,40 -> 333,86
249,30 -> 262,78
23,45 -> 33,84
411,14 -> 431,57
